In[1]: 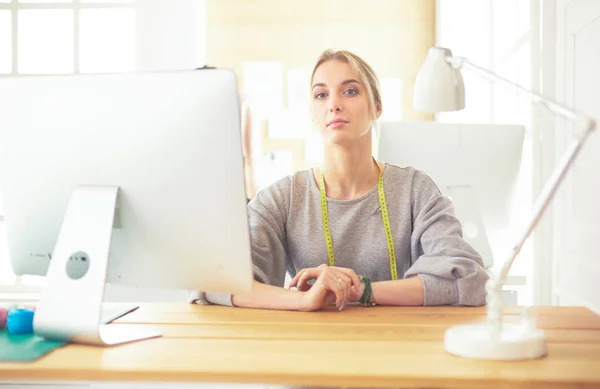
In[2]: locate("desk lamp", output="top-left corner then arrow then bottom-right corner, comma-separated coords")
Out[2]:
413,46 -> 596,360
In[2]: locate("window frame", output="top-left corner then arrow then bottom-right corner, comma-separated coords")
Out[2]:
0,0 -> 138,78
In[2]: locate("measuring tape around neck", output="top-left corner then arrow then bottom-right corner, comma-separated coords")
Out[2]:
319,163 -> 398,280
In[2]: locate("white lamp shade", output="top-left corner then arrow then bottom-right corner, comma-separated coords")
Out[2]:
414,47 -> 465,113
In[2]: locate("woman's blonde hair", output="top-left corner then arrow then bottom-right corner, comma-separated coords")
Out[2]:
310,49 -> 382,122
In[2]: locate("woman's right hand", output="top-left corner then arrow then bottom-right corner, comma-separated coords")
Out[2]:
298,268 -> 353,311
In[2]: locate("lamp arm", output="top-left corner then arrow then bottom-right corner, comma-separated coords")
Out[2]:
448,56 -> 583,122
448,56 -> 597,296
493,123 -> 594,295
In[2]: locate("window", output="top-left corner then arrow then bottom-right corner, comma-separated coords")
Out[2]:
0,0 -> 137,292
437,0 -> 536,304
0,0 -> 136,77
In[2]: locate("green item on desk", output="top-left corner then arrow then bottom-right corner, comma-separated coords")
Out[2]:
0,329 -> 66,362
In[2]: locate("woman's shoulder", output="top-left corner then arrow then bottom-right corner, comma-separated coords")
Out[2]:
383,163 -> 442,197
256,169 -> 313,195
249,169 -> 314,211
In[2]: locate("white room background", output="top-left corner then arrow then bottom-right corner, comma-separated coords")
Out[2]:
550,0 -> 600,313
3,0 -> 596,310
0,0 -> 540,304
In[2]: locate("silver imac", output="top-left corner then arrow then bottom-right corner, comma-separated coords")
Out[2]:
0,70 -> 253,345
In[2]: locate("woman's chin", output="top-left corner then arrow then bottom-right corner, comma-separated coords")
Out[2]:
326,132 -> 362,146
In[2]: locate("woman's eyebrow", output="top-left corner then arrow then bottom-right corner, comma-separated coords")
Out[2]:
312,79 -> 361,89
340,79 -> 360,86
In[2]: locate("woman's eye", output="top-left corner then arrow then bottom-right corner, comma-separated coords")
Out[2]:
315,92 -> 327,99
344,88 -> 358,96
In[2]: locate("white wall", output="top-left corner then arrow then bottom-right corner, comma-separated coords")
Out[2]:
136,0 -> 206,72
549,0 -> 600,313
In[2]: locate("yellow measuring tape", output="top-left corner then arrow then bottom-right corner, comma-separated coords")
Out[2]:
319,165 -> 398,281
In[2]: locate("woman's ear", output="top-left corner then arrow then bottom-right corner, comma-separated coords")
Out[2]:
376,104 -> 382,120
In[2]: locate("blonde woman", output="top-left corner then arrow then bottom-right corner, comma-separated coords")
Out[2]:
202,50 -> 489,311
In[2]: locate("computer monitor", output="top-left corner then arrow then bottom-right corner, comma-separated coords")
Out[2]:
377,121 -> 526,269
0,70 -> 254,345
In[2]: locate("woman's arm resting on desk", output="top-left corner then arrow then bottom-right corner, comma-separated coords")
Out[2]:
369,276 -> 424,306
232,275 -> 351,311
232,281 -> 304,310
405,172 -> 489,306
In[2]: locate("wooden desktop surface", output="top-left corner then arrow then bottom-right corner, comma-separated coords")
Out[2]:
1,303 -> 600,388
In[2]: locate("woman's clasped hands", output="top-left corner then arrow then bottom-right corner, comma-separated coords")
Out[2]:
289,264 -> 364,311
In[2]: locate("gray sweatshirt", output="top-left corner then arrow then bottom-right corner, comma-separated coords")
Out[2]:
203,164 -> 489,307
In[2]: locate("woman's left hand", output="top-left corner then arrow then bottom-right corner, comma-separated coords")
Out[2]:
289,264 -> 364,303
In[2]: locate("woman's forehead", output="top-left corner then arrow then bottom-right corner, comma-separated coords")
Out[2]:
312,60 -> 361,86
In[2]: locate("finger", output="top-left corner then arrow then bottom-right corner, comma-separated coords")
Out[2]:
332,268 -> 361,294
330,279 -> 345,309
298,269 -> 319,290
328,275 -> 349,309
298,272 -> 315,291
331,272 -> 353,298
294,268 -> 316,289
348,271 -> 362,291
329,269 -> 354,293
289,270 -> 303,288
320,276 -> 342,308
298,283 -> 312,292
322,268 -> 351,308
324,291 -> 337,307
332,267 -> 362,290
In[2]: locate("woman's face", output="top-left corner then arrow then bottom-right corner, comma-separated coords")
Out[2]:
311,60 -> 379,146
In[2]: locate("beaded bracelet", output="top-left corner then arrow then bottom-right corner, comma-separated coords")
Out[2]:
359,276 -> 376,307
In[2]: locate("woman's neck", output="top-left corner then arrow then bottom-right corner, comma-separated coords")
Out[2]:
321,141 -> 380,200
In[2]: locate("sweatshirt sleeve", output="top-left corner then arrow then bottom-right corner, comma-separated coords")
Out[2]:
404,171 -> 489,306
202,176 -> 291,306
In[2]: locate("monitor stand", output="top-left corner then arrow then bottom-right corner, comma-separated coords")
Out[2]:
33,185 -> 161,346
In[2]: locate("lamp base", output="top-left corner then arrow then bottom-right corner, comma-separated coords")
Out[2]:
444,323 -> 547,360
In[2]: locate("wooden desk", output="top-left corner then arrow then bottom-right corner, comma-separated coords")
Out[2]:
1,303 -> 600,388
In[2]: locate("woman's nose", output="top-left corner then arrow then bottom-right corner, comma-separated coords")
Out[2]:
327,96 -> 343,112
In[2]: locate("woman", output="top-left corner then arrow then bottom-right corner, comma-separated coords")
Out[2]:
202,49 -> 489,310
